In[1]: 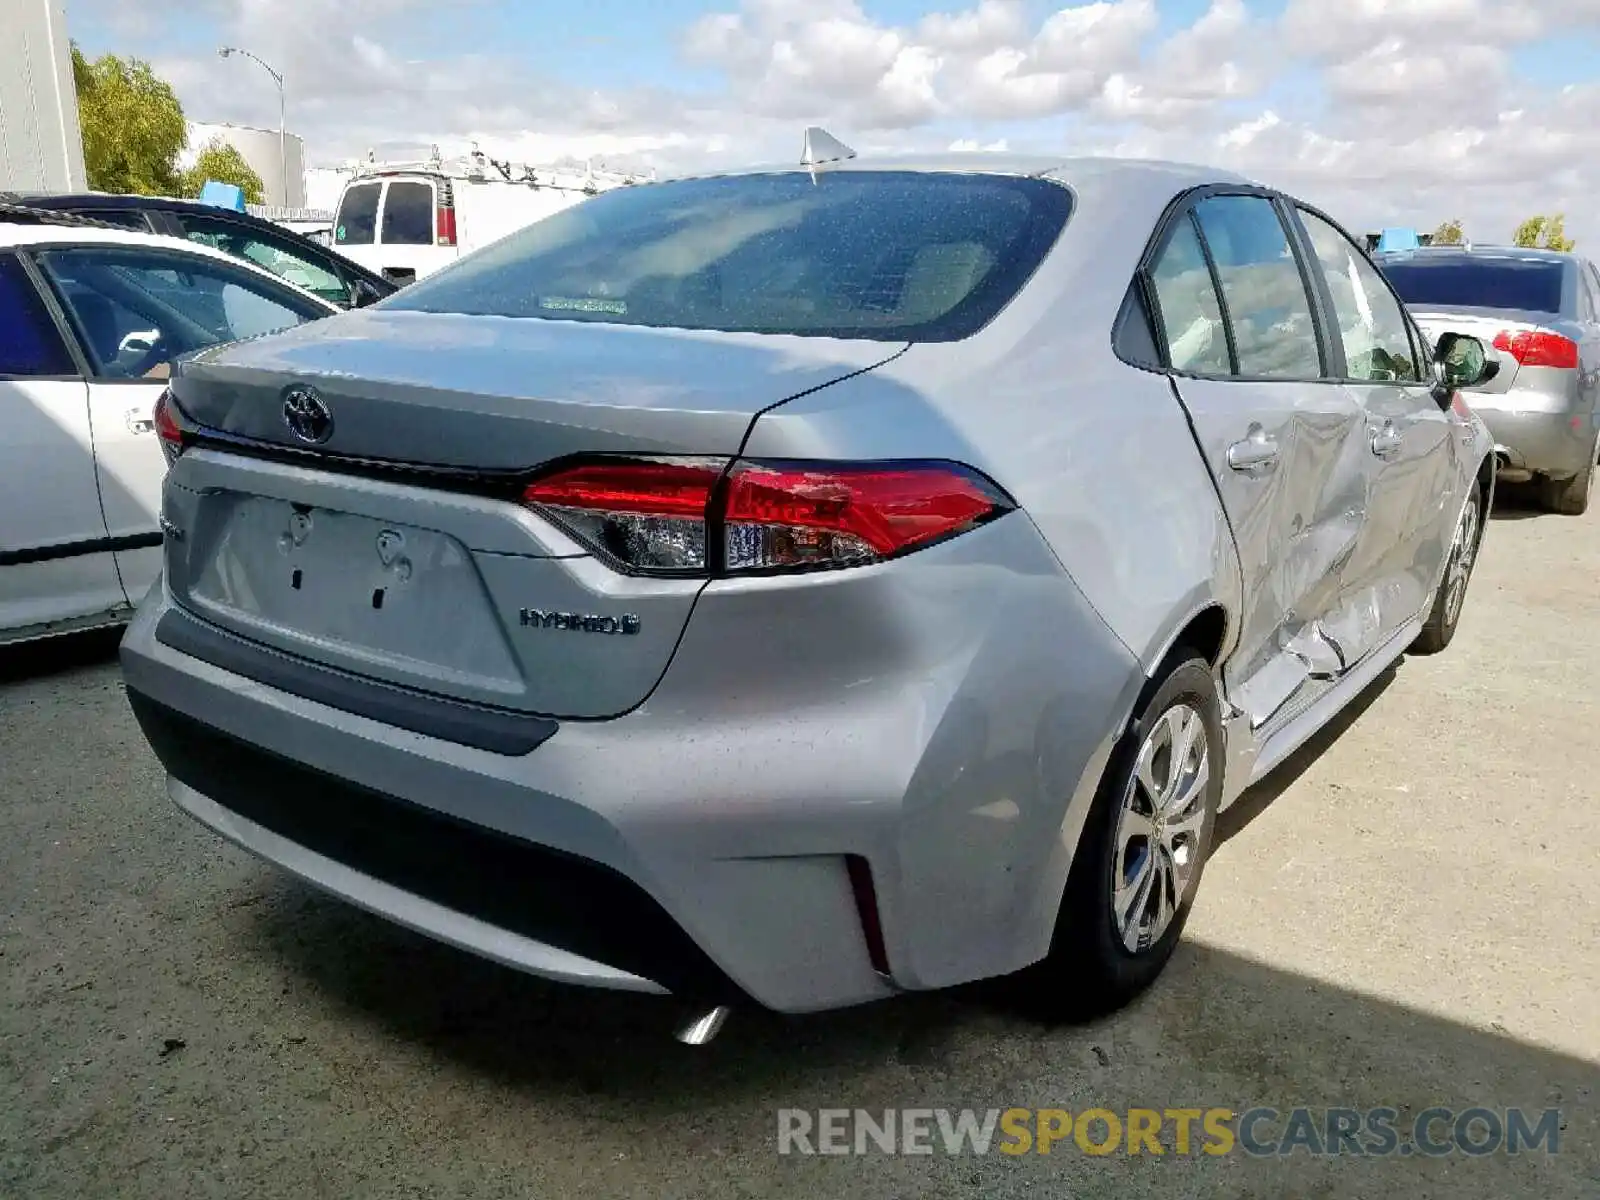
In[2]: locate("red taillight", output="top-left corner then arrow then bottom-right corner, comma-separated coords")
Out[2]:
1491,329 -> 1578,369
520,457 -> 1010,576
723,461 -> 1004,570
436,205 -> 456,247
152,390 -> 187,465
522,458 -> 721,573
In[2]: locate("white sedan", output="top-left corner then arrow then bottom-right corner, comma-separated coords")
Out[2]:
0,217 -> 339,645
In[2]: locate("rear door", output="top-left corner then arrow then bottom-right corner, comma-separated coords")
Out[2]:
1294,206 -> 1456,658
376,178 -> 449,283
333,176 -> 449,284
30,243 -> 335,606
0,252 -> 122,639
1146,190 -> 1369,727
331,180 -> 383,274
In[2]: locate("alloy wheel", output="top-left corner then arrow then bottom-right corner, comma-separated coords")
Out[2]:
1111,702 -> 1211,953
1443,491 -> 1480,628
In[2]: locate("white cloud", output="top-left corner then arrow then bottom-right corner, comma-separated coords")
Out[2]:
61,0 -> 1600,248
1095,0 -> 1263,126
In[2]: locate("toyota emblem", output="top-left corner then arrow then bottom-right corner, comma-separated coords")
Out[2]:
282,386 -> 334,445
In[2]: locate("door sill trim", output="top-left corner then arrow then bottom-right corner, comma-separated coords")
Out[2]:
1244,614 -> 1422,790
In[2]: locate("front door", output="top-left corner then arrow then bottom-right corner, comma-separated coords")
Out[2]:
0,253 -> 121,640
29,242 -> 335,607
1146,192 -> 1369,728
1295,206 -> 1457,658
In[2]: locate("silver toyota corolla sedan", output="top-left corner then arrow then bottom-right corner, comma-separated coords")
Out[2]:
1377,244 -> 1600,514
119,147 -> 1500,1036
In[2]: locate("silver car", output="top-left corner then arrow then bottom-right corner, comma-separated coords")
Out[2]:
118,151 -> 1499,1035
1377,245 -> 1600,514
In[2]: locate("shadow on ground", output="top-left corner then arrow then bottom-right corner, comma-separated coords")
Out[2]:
1488,480 -> 1552,521
0,626 -> 122,684
231,880 -> 1594,1196
1218,663 -> 1399,845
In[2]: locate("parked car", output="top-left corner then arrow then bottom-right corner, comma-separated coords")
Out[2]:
1376,244 -> 1600,513
0,214 -> 340,645
1,191 -> 395,310
329,149 -> 649,284
119,149 -> 1499,1038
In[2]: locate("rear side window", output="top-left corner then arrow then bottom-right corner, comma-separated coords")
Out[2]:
380,181 -> 435,246
1191,195 -> 1322,379
1378,255 -> 1567,316
1147,217 -> 1231,375
36,247 -> 329,379
179,215 -> 351,306
383,171 -> 1074,342
78,209 -> 154,231
334,184 -> 381,246
0,254 -> 75,377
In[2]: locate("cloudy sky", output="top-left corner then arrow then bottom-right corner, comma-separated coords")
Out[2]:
66,0 -> 1600,247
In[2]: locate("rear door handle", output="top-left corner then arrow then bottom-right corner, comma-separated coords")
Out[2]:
126,406 -> 155,435
1226,429 -> 1279,474
1370,422 -> 1404,458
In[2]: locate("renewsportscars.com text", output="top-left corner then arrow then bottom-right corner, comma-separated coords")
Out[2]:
776,1106 -> 1562,1157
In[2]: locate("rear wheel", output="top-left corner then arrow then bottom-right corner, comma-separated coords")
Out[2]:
1411,483 -> 1482,655
1031,655 -> 1222,1020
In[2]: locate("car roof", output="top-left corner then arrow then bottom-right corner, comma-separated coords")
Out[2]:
0,222 -> 341,309
1379,245 -> 1579,265
6,190 -> 258,218
661,152 -> 1252,192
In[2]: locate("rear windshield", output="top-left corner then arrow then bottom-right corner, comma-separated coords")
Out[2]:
1379,256 -> 1567,315
334,183 -> 380,246
381,171 -> 1074,341
381,181 -> 435,246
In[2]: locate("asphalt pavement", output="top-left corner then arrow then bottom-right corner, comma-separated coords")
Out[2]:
2,483 -> 1596,1199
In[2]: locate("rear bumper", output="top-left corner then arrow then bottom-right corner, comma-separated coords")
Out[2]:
1470,397 -> 1597,477
119,512 -> 1143,1013
131,691 -> 716,999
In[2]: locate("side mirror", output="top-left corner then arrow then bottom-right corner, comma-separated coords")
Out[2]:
1431,332 -> 1499,403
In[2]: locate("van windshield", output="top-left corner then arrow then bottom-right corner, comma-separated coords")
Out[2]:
381,171 -> 1073,341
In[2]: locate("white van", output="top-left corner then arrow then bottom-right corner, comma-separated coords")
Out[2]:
329,149 -> 652,284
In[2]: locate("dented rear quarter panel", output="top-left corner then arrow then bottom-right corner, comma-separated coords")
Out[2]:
743,161 -> 1245,679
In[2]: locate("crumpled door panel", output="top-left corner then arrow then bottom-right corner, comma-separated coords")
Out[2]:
1169,374 -> 1372,731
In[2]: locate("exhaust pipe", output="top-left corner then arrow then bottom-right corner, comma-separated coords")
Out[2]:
675,1005 -> 731,1046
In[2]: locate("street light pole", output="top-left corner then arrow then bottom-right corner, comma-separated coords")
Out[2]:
217,46 -> 287,206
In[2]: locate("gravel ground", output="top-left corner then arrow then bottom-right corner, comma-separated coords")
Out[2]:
2,484 -> 1596,1199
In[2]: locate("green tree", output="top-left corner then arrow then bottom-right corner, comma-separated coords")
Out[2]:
180,139 -> 265,205
1512,214 -> 1577,251
1430,219 -> 1464,245
72,45 -> 187,195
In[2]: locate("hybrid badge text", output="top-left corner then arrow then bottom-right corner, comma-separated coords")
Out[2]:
519,609 -> 641,635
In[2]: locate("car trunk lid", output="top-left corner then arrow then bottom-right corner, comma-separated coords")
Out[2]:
169,309 -> 902,467
161,312 -> 905,722
1409,305 -> 1552,396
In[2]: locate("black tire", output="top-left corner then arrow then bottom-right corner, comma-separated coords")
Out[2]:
1029,654 -> 1222,1021
1536,460 -> 1593,516
1411,482 -> 1483,655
